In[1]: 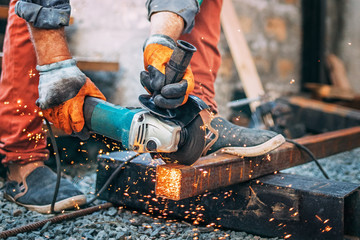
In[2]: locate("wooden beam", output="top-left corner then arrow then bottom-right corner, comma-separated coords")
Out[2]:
221,0 -> 264,111
75,57 -> 119,72
284,96 -> 360,134
0,53 -> 119,72
156,126 -> 360,200
0,6 -> 8,19
305,83 -> 356,100
287,96 -> 360,120
326,54 -> 352,90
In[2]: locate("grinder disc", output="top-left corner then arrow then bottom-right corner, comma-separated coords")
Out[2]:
159,114 -> 205,165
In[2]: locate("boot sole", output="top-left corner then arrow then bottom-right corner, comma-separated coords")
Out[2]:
4,193 -> 87,214
211,134 -> 286,157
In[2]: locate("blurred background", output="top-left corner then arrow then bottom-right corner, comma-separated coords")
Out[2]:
64,0 -> 359,119
0,0 -> 359,119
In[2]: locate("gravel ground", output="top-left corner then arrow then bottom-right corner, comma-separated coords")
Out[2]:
1,147 -> 360,240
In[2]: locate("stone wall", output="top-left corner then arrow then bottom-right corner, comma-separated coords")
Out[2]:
66,0 -> 150,107
215,0 -> 302,117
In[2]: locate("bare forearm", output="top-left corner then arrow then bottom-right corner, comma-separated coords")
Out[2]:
28,24 -> 72,66
150,12 -> 185,41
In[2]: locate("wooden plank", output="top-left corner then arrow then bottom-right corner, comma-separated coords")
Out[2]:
305,83 -> 356,100
287,96 -> 360,120
0,6 -> 8,19
156,126 -> 360,200
221,0 -> 264,111
326,54 -> 352,90
284,96 -> 360,134
75,57 -> 119,72
0,53 -> 119,72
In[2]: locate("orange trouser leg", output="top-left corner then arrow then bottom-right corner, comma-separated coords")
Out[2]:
180,0 -> 223,113
0,0 -> 48,165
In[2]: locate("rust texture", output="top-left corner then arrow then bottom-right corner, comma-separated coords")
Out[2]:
156,126 -> 360,200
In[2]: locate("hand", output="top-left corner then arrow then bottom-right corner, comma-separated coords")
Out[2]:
141,34 -> 194,109
36,59 -> 105,135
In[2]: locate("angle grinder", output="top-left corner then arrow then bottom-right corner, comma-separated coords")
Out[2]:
83,40 -> 209,165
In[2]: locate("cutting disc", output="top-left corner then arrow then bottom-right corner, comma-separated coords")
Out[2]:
159,114 -> 205,165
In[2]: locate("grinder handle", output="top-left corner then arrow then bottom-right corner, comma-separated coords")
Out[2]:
165,40 -> 197,85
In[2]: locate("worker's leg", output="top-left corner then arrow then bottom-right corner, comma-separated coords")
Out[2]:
0,0 -> 86,213
181,0 -> 285,156
180,0 -> 223,113
0,0 -> 48,166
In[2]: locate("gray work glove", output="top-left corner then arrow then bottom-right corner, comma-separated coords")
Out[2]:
35,58 -> 105,139
36,59 -> 87,109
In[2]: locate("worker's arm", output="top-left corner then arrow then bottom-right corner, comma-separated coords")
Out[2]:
141,0 -> 202,109
15,1 -> 105,136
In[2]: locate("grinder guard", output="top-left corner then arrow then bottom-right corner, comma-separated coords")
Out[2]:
156,95 -> 209,165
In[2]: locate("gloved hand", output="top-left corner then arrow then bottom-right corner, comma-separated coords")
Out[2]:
36,59 -> 106,135
141,34 -> 195,109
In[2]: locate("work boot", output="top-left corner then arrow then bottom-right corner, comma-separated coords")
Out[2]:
202,115 -> 285,157
4,165 -> 86,214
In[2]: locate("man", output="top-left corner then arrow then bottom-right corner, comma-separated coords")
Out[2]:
0,0 -> 284,213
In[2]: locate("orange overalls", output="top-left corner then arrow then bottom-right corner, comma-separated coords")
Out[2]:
0,0 -> 223,165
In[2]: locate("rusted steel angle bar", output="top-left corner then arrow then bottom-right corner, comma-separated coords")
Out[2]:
156,126 -> 360,200
96,152 -> 360,239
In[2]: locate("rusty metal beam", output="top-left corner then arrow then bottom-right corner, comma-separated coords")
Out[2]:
156,126 -> 360,200
96,152 -> 360,239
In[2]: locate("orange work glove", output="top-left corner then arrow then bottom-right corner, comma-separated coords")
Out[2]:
41,78 -> 105,135
36,59 -> 105,135
141,34 -> 195,109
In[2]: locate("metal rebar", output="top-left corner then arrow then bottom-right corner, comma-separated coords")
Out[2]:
0,202 -> 113,239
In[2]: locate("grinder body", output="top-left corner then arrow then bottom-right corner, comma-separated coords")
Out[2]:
84,97 -> 182,154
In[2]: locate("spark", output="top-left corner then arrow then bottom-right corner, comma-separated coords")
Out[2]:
348,42 -> 352,46
315,215 -> 323,222
290,79 -> 295,84
284,234 -> 292,239
324,226 -> 332,232
28,69 -> 36,78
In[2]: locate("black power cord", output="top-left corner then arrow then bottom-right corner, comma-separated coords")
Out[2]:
46,120 -> 142,213
45,119 -> 61,214
85,152 -> 141,205
286,138 -> 330,179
